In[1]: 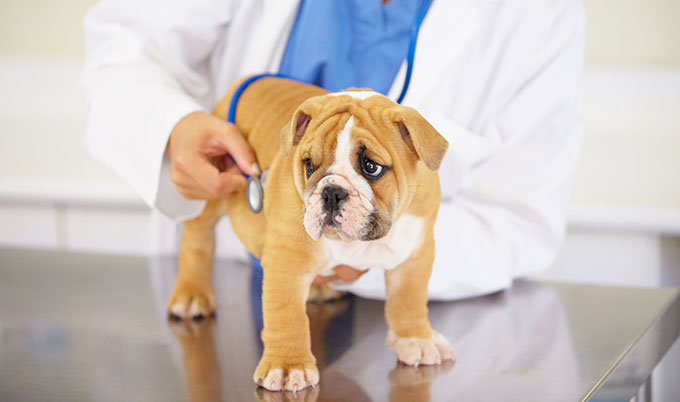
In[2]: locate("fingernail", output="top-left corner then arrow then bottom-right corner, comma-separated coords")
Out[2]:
251,163 -> 261,175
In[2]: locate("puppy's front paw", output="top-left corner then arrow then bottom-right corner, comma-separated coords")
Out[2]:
166,280 -> 216,320
386,331 -> 455,366
254,356 -> 319,392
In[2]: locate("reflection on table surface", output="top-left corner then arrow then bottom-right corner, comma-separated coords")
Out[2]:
150,256 -> 580,402
1,249 -> 678,402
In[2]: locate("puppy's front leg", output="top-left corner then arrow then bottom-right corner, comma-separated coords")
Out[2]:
253,248 -> 319,392
384,234 -> 455,366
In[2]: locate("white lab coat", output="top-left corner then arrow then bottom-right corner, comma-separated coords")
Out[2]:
83,0 -> 585,300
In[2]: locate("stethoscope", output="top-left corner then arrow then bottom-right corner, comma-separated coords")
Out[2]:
229,0 -> 432,214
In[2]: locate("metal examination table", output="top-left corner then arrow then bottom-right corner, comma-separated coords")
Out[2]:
0,249 -> 678,401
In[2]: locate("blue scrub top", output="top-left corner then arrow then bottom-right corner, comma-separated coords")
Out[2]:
278,0 -> 432,95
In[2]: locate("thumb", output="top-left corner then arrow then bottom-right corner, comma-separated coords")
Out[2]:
213,122 -> 261,176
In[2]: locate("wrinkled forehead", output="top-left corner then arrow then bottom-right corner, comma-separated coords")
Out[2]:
299,92 -> 397,161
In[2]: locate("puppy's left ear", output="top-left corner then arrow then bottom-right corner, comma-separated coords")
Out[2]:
280,96 -> 324,154
384,105 -> 449,171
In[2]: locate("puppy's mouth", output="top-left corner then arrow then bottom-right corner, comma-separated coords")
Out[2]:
317,210 -> 388,242
314,211 -> 347,241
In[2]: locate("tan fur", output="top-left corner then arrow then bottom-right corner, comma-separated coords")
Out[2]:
167,77 -> 451,391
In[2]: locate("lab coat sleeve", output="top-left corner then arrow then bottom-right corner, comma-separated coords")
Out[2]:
341,1 -> 585,300
82,0 -> 233,220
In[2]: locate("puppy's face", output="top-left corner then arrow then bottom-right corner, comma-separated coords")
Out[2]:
281,92 -> 448,242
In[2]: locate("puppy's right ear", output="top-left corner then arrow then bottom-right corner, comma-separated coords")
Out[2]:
280,96 -> 324,154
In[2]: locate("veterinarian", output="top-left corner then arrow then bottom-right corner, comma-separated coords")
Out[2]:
83,0 -> 585,300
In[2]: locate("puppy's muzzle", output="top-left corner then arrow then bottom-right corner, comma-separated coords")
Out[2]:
321,185 -> 348,215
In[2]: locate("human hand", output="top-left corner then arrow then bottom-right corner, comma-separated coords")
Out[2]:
167,111 -> 260,200
312,265 -> 367,285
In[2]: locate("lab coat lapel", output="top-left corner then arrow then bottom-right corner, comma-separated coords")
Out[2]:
392,0 -> 479,105
240,0 -> 300,74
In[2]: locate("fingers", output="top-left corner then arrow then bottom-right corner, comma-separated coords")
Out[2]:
173,158 -> 246,199
219,171 -> 247,195
312,265 -> 367,285
334,265 -> 367,282
211,122 -> 261,177
312,274 -> 339,285
190,157 -> 233,197
168,112 -> 256,200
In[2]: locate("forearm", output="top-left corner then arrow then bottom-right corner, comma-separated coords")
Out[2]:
84,65 -> 207,219
82,0 -> 232,219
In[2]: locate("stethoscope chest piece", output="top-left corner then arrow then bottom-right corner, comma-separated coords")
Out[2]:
246,176 -> 263,213
246,170 -> 268,214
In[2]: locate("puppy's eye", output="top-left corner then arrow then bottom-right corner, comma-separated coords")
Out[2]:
361,156 -> 387,179
302,158 -> 315,178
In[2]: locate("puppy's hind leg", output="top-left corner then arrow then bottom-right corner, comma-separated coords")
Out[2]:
167,199 -> 227,320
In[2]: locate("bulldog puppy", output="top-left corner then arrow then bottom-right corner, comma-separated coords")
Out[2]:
166,77 -> 454,391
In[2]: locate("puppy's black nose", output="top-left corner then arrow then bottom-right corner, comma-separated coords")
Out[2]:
322,185 -> 348,212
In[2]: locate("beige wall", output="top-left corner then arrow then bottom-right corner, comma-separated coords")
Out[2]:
584,0 -> 680,67
1,0 -> 680,66
0,0 -> 97,59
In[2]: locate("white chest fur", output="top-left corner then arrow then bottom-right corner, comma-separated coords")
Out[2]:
319,214 -> 425,274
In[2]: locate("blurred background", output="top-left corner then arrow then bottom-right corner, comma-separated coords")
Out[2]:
0,0 -> 679,399
2,0 -> 678,285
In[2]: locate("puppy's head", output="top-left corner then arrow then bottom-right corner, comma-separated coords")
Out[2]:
281,91 -> 449,242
